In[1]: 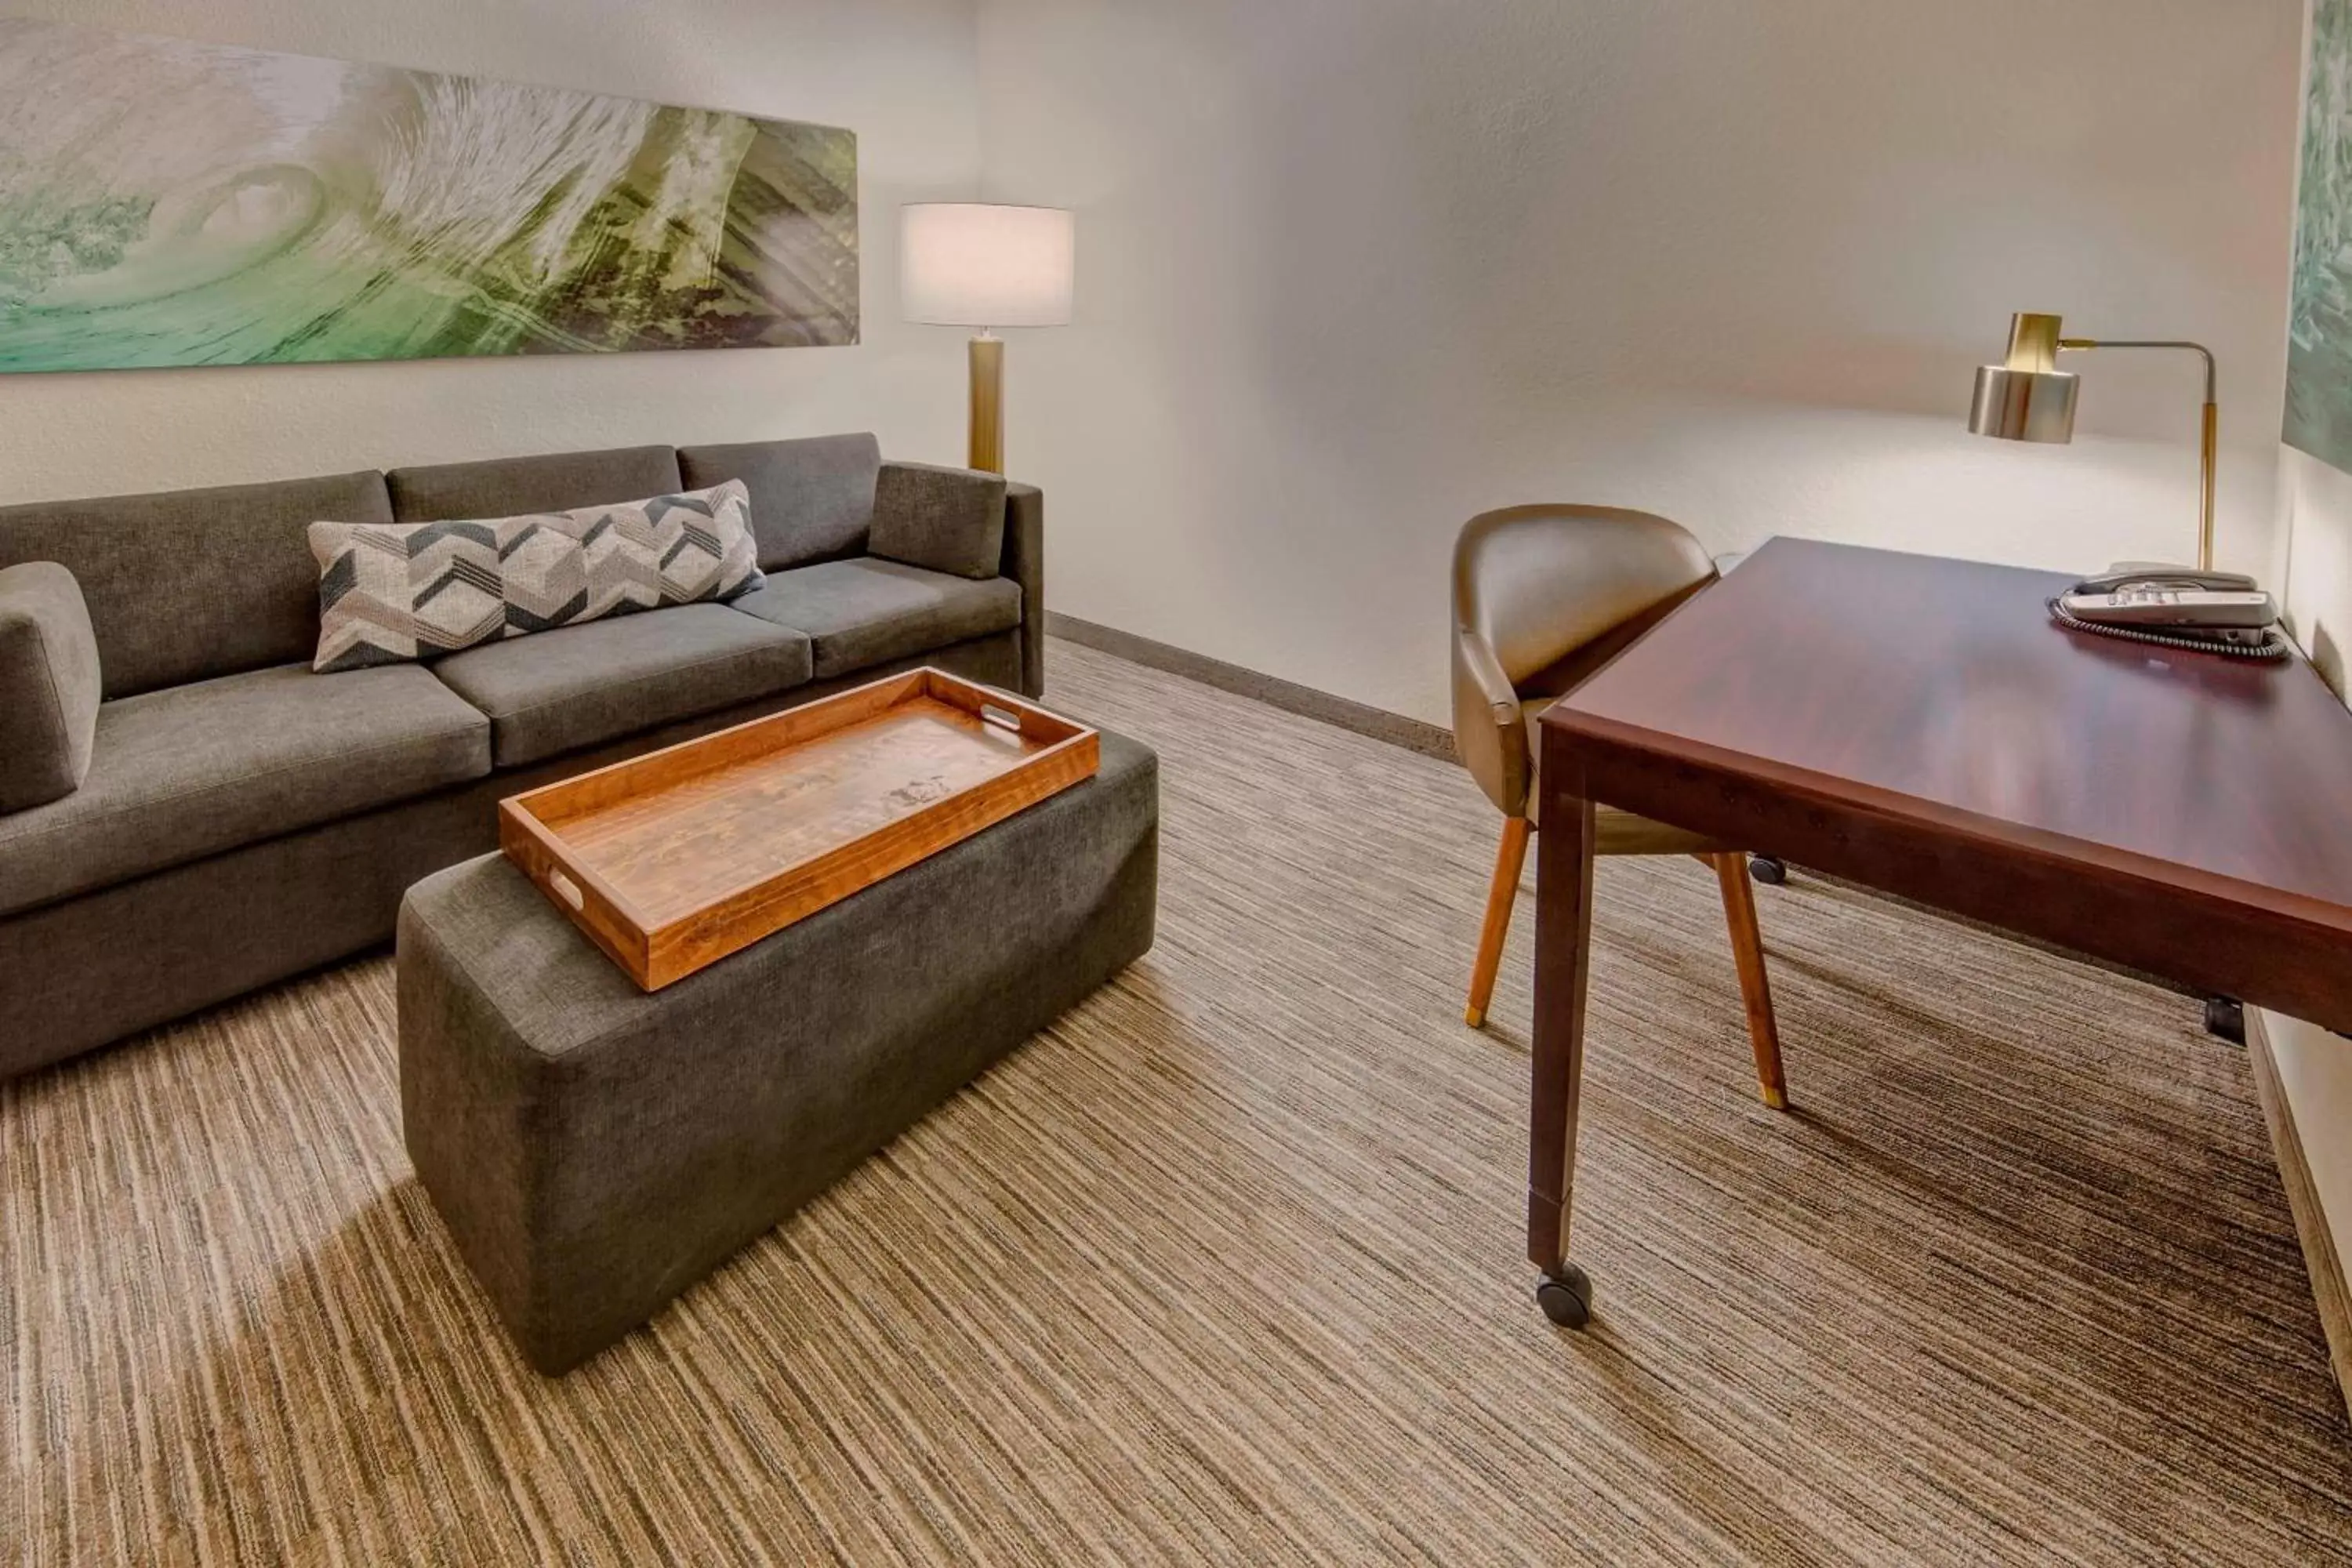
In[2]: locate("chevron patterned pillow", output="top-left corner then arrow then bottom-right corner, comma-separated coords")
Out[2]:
307,480 -> 766,672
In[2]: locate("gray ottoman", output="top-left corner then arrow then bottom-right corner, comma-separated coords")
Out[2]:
398,731 -> 1159,1374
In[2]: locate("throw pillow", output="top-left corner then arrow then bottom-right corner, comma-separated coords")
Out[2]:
309,480 -> 764,672
0,561 -> 103,812
867,462 -> 1007,581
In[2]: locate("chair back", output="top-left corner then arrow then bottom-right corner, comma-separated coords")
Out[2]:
1451,504 -> 1716,696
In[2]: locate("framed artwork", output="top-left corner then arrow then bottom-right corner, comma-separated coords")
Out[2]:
0,20 -> 857,372
2289,0 -> 2352,472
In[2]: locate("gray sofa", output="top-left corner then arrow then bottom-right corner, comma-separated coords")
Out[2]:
0,435 -> 1046,1080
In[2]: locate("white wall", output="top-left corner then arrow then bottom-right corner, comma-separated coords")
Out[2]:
977,0 -> 2307,723
0,0 -> 984,503
2279,448 -> 2352,693
2,2 -> 2310,725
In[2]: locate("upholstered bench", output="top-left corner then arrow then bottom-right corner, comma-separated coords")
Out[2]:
397,731 -> 1159,1374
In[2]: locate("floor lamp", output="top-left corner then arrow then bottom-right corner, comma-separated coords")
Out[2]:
901,204 -> 1075,475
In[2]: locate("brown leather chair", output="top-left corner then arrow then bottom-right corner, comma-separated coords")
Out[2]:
1451,504 -> 1787,1109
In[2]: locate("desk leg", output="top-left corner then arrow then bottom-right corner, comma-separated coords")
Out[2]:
1528,791 -> 1596,1327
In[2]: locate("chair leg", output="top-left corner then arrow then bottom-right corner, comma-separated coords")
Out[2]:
1711,852 -> 1788,1109
1466,817 -> 1531,1028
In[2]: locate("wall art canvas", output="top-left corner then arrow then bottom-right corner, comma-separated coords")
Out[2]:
2289,0 -> 2352,472
0,20 -> 858,372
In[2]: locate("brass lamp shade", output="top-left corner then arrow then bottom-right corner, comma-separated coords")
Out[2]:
1968,310 -> 2078,443
1969,364 -> 2078,443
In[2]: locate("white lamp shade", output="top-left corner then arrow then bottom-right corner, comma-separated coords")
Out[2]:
900,203 -> 1074,328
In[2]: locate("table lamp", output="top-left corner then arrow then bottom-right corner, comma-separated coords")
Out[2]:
900,203 -> 1075,474
1965,311 -> 2219,571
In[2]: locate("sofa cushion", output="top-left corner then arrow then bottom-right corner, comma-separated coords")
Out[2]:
728,559 -> 1022,681
308,480 -> 765,672
0,470 -> 393,701
677,434 -> 880,570
0,563 -> 102,812
429,604 -> 813,768
388,446 -> 684,523
869,462 -> 1008,581
0,663 -> 490,918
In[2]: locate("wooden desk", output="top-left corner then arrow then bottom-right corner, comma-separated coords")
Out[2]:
1530,537 -> 2352,1323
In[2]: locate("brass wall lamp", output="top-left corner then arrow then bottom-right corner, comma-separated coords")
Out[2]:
1967,311 -> 2220,571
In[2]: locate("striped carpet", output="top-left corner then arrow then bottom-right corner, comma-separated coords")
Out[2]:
5,637 -> 2350,1565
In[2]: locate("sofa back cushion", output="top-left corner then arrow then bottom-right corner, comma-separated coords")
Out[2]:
388,445 -> 684,523
869,462 -> 1009,580
677,434 -> 880,571
0,470 -> 393,700
308,481 -> 765,672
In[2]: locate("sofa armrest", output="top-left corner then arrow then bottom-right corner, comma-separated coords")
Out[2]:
0,561 -> 102,814
1002,481 -> 1044,697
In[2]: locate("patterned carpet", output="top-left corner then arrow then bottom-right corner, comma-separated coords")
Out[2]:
5,638 -> 2350,1564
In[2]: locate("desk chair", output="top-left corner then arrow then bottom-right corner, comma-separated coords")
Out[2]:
1451,504 -> 1788,1108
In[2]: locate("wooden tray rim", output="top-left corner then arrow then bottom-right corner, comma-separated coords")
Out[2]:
498,667 -> 1100,984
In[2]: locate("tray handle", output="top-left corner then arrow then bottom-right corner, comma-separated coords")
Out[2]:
499,801 -> 653,986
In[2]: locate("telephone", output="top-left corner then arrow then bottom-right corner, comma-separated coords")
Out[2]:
2049,566 -> 2287,658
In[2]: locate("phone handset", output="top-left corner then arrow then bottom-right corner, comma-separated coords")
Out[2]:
2054,564 -> 2278,645
2067,564 -> 2258,596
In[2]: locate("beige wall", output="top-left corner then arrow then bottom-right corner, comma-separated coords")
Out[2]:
977,0 -> 2307,724
0,0 -> 985,503
5,2 -> 2315,728
2278,447 -> 2352,695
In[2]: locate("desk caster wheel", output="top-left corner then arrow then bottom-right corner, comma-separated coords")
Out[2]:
2205,996 -> 2245,1044
1748,856 -> 1788,886
1535,1264 -> 1592,1329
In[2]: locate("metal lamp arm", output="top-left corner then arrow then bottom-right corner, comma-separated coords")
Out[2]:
2056,336 -> 2220,571
2056,338 -> 2216,401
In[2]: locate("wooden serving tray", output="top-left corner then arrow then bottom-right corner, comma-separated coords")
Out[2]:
499,667 -> 1100,990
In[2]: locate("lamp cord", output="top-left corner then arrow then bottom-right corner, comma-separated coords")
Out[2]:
2045,598 -> 2291,661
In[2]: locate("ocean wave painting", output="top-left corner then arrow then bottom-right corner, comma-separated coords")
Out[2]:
2289,0 -> 2352,473
0,20 -> 857,372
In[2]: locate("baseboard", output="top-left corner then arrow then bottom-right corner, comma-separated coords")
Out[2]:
2249,1006 -> 2352,1421
1047,613 -> 1457,760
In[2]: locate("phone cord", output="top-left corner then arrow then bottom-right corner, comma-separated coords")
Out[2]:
2045,598 -> 2292,661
